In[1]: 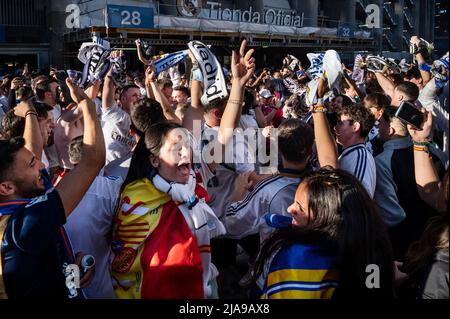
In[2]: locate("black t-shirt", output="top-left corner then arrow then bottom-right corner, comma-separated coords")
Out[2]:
1,190 -> 68,299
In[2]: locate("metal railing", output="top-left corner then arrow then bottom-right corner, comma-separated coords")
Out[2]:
383,3 -> 398,26
403,9 -> 414,29
0,0 -> 47,27
356,0 -> 370,10
402,35 -> 409,48
383,28 -> 396,49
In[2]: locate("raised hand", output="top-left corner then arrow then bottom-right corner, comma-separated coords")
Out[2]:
66,78 -> 89,104
23,63 -> 29,77
110,50 -> 124,60
85,80 -> 101,101
14,99 -> 35,118
407,109 -> 432,142
410,35 -> 421,46
10,77 -> 24,90
135,39 -> 151,65
231,39 -> 255,87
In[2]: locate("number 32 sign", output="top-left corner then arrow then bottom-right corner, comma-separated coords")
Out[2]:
107,5 -> 154,29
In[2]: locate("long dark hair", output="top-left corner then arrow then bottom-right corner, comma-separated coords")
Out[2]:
254,167 -> 395,298
123,122 -> 183,187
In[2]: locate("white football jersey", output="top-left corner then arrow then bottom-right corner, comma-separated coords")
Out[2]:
339,143 -> 376,198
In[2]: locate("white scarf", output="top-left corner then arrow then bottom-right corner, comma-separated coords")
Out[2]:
188,40 -> 228,106
152,170 -> 226,298
305,50 -> 343,106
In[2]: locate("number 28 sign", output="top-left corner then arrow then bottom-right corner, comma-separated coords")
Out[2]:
107,5 -> 154,29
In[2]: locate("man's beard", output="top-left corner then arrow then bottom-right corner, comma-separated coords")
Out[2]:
15,179 -> 46,199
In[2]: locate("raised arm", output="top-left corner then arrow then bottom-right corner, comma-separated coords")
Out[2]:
311,77 -> 338,168
248,70 -> 266,89
410,36 -> 432,85
374,72 -> 395,100
264,108 -> 276,125
254,105 -> 267,128
8,77 -> 24,110
343,70 -> 365,101
56,79 -> 106,216
14,100 -> 43,159
144,67 -> 156,100
102,51 -> 123,110
102,69 -> 116,110
146,65 -> 181,124
182,65 -> 205,133
135,39 -> 151,66
407,111 -> 446,212
61,80 -> 100,123
218,39 -> 255,145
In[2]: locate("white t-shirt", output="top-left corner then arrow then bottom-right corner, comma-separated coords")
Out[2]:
43,104 -> 63,169
338,143 -> 376,198
95,97 -> 103,119
64,175 -> 123,299
103,154 -> 131,181
239,114 -> 259,131
101,103 -> 135,164
419,80 -> 449,161
43,144 -> 60,169
199,125 -> 255,219
51,104 -> 62,124
224,174 -> 300,243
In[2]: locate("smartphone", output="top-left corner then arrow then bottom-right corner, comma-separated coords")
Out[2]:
296,69 -> 304,77
395,101 -> 424,130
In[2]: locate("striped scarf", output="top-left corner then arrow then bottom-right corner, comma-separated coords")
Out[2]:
188,40 -> 228,106
153,50 -> 189,76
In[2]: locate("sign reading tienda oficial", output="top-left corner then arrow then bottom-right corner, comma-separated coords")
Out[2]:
178,1 -> 305,27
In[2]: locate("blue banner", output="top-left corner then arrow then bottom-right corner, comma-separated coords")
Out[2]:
337,23 -> 354,38
107,5 -> 154,29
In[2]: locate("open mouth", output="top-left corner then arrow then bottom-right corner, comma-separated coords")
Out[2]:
177,162 -> 191,176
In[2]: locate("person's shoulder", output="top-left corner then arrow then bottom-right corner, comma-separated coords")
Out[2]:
435,249 -> 449,264
24,190 -> 62,211
253,174 -> 283,191
88,175 -> 123,197
102,102 -> 127,118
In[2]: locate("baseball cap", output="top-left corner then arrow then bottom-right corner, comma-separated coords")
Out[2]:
259,89 -> 273,99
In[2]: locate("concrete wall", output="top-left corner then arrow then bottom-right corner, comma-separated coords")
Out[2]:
290,0 -> 318,27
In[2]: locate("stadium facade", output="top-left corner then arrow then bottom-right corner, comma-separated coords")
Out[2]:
0,0 -> 437,70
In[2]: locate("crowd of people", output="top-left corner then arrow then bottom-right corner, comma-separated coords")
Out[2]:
0,35 -> 448,299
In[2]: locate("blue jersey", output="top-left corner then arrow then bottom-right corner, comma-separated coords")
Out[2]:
261,243 -> 340,299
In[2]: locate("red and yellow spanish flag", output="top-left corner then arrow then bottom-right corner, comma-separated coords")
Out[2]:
111,178 -> 204,299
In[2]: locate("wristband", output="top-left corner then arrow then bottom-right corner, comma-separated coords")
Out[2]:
413,140 -> 430,146
25,110 -> 38,118
413,145 -> 430,154
228,99 -> 242,105
312,105 -> 328,113
418,63 -> 432,72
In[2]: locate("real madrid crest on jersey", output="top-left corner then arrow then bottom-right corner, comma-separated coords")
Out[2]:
177,0 -> 205,17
